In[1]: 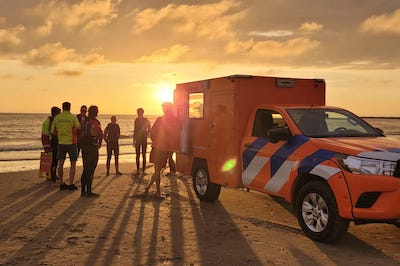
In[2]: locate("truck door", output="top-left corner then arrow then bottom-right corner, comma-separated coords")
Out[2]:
241,108 -> 296,195
209,88 -> 235,184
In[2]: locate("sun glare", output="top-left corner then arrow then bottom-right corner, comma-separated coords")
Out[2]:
156,82 -> 174,103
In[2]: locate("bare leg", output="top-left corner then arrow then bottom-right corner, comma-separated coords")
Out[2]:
135,145 -> 140,172
70,161 -> 76,184
144,166 -> 164,197
115,154 -> 120,174
57,160 -> 65,184
106,157 -> 110,174
142,145 -> 147,172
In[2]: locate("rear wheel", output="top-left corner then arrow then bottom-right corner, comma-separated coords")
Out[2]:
192,160 -> 221,202
296,180 -> 349,243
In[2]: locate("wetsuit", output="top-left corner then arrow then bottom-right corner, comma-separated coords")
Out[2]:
133,117 -> 151,171
81,118 -> 103,196
104,122 -> 120,159
76,114 -> 87,155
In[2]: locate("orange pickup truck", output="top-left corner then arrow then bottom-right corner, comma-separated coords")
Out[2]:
173,75 -> 400,243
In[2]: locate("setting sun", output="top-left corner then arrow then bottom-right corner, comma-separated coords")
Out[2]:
156,82 -> 175,103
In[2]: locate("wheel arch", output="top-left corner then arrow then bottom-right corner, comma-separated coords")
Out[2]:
292,172 -> 354,220
191,157 -> 208,177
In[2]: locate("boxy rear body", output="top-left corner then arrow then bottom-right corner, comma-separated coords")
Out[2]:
174,75 -> 325,188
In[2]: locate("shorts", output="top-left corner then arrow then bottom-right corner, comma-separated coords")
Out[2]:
107,142 -> 119,156
57,144 -> 78,161
151,148 -> 172,168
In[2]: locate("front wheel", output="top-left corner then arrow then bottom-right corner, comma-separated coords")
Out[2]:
295,180 -> 349,243
192,161 -> 221,202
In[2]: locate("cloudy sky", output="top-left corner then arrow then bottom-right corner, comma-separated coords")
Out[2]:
0,0 -> 399,115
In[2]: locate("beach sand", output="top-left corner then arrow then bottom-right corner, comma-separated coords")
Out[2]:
0,162 -> 399,265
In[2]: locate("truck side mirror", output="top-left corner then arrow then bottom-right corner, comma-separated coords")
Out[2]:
268,127 -> 292,143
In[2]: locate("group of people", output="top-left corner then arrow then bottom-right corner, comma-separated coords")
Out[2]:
41,102 -> 104,197
41,101 -> 180,198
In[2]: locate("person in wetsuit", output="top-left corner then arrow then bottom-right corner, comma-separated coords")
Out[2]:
133,107 -> 151,174
104,115 -> 122,176
80,105 -> 103,197
76,105 -> 88,156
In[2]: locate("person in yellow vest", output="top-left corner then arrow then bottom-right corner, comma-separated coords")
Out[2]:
41,106 -> 60,181
51,102 -> 81,191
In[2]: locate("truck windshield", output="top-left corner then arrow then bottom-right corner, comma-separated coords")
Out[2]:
287,108 -> 382,138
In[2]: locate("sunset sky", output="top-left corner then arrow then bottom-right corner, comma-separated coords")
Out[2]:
0,0 -> 399,116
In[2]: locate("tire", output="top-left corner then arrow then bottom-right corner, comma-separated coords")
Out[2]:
192,160 -> 221,202
295,180 -> 349,243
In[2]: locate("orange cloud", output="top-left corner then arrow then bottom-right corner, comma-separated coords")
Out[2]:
36,20 -> 53,36
55,69 -> 84,76
0,25 -> 25,52
225,38 -> 320,58
136,44 -> 190,63
360,9 -> 400,34
22,42 -> 75,66
132,1 -> 244,39
299,22 -> 323,32
38,0 -> 121,32
22,42 -> 104,66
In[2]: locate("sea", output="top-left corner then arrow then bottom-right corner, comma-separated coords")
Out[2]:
0,113 -> 400,173
0,113 -> 159,173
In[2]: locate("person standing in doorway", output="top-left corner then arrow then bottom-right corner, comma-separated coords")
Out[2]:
51,102 -> 80,191
133,107 -> 151,175
41,106 -> 61,182
143,102 -> 179,198
80,105 -> 103,197
104,115 -> 122,176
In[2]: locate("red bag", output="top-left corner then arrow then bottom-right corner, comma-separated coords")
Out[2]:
39,152 -> 52,178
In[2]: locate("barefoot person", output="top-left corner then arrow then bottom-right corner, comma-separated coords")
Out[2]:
51,102 -> 80,191
104,115 -> 122,176
80,105 -> 103,197
133,107 -> 151,174
143,102 -> 179,198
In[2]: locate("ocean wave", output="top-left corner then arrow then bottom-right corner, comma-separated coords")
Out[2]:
0,150 -> 140,162
0,141 -> 145,153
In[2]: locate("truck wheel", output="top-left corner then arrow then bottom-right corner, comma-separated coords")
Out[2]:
295,180 -> 349,243
192,161 -> 221,202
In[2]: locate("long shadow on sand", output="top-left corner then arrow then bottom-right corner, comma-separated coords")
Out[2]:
178,175 -> 264,265
1,174 -> 119,265
269,194 -> 399,265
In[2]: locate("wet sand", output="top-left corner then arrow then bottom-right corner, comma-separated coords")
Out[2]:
0,163 -> 399,265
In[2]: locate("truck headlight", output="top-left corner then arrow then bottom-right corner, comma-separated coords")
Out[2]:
335,153 -> 396,176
